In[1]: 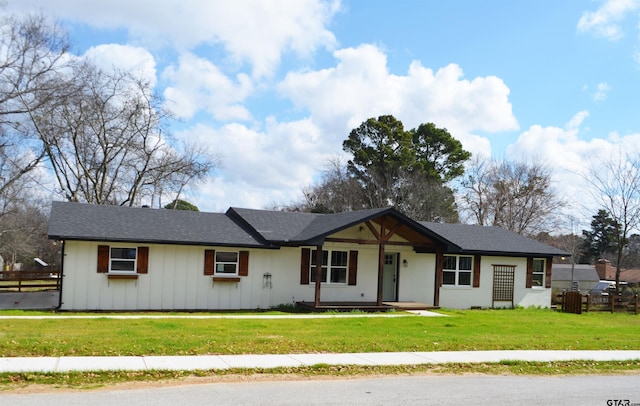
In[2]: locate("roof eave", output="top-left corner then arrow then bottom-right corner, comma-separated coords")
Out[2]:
51,236 -> 274,249
449,249 -> 570,257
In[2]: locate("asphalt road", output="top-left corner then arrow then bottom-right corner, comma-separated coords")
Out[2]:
3,375 -> 639,406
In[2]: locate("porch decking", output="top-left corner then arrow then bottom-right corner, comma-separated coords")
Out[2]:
296,301 -> 437,312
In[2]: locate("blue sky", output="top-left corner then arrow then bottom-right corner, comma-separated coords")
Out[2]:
5,0 -> 640,227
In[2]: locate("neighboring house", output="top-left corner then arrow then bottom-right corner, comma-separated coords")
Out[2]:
551,264 -> 600,294
47,202 -> 568,311
594,259 -> 640,285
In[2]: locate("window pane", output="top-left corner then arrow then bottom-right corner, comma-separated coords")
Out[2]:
216,263 -> 237,274
459,256 -> 472,270
443,271 -> 455,285
331,251 -> 348,267
443,256 -> 456,270
111,248 -> 136,260
216,252 -> 238,263
111,260 -> 135,272
310,267 -> 327,282
331,268 -> 347,283
459,271 -> 472,286
533,259 -> 545,273
532,273 -> 543,287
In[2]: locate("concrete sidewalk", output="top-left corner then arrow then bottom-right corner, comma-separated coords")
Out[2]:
1,350 -> 639,373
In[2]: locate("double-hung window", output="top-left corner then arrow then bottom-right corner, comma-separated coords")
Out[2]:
310,250 -> 348,284
442,255 -> 472,286
110,247 -> 137,273
215,251 -> 239,275
531,258 -> 545,287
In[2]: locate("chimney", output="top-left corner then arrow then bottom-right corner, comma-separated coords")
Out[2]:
595,259 -> 615,280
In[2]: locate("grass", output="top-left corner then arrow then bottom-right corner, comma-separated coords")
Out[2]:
1,307 -> 639,357
1,308 -> 639,390
2,361 -> 640,392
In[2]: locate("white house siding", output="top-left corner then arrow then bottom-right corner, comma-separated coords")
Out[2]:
60,223 -> 441,310
395,251 -> 436,305
61,241 -> 269,311
438,256 -> 551,309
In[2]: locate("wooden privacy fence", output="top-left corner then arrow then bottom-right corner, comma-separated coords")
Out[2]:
0,270 -> 61,292
561,291 -> 640,315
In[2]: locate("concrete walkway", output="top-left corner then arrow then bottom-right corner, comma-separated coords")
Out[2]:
1,350 -> 639,373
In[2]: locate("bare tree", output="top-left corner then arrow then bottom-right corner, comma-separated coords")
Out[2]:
29,65 -> 215,206
299,158 -> 365,213
0,12 -> 70,211
460,157 -> 564,235
584,149 -> 640,292
459,156 -> 493,225
395,169 -> 459,222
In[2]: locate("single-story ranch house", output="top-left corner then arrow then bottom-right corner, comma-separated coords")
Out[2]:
48,201 -> 568,311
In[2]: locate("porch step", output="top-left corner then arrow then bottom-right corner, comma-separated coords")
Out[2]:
383,301 -> 437,311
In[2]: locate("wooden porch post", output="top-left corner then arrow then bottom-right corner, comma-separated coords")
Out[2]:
434,249 -> 443,307
376,241 -> 385,306
376,216 -> 387,306
314,245 -> 322,308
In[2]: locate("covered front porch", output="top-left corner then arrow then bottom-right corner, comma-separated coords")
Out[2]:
304,210 -> 447,309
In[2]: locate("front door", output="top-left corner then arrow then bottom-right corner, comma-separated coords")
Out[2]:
382,253 -> 398,301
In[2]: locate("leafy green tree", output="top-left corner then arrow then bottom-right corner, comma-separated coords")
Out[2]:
343,115 -> 412,208
340,115 -> 469,221
164,199 -> 199,211
581,209 -> 619,264
409,123 -> 471,182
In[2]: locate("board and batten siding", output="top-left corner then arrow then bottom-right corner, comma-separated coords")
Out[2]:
437,256 -> 551,309
60,241 -> 278,311
60,240 -> 408,310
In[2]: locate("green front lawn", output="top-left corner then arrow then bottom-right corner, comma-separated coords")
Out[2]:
1,308 -> 639,357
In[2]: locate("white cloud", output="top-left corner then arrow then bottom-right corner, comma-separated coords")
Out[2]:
566,110 -> 590,130
162,53 -> 253,121
8,0 -> 339,78
177,118 -> 332,211
279,44 -> 518,158
577,0 -> 640,41
83,44 -> 157,86
507,111 -> 640,223
593,82 -> 611,101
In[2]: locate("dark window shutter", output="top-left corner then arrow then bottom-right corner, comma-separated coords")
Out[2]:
348,250 -> 358,286
137,247 -> 149,274
300,248 -> 310,285
239,251 -> 249,276
526,257 -> 533,288
473,255 -> 481,288
204,249 -> 215,275
97,245 -> 109,273
545,258 -> 552,288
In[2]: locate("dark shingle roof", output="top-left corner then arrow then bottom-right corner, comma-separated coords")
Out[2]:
48,202 -> 568,257
48,201 -> 263,247
226,207 -> 320,242
421,222 -> 569,257
552,264 -> 599,282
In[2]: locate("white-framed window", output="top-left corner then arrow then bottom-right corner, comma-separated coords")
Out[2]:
310,249 -> 348,284
532,258 -> 545,287
442,255 -> 472,286
110,247 -> 137,273
215,251 -> 239,275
